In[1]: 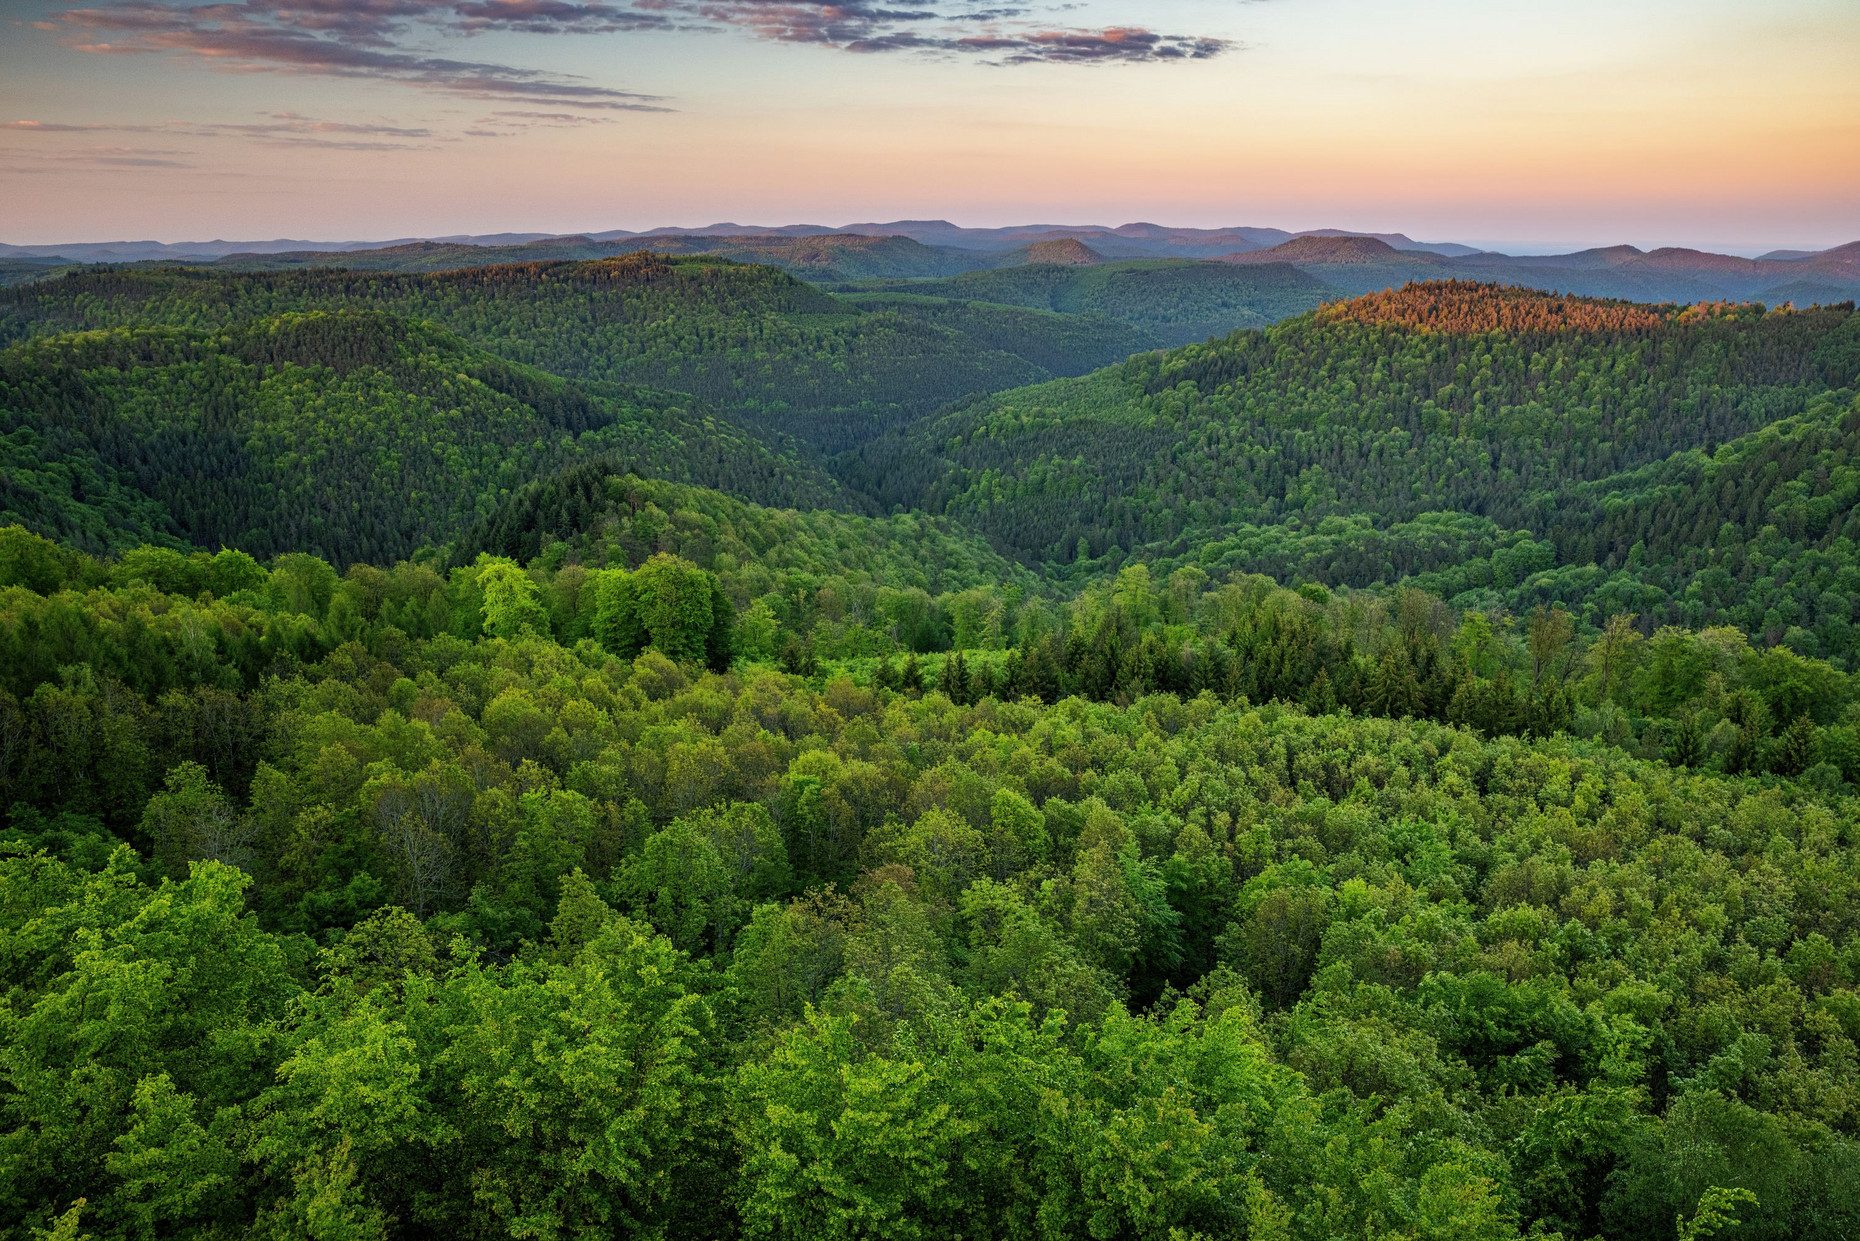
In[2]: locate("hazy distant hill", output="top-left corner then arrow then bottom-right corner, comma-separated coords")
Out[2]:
0,220 -> 1548,266
1007,239 -> 1106,266
0,258 -> 74,288
1222,235 -> 1860,304
1773,238 -> 1860,275
1225,235 -> 1448,267
1291,228 -> 1485,257
200,233 -> 984,283
9,223 -> 1855,303
1485,244 -> 1649,270
818,220 -> 1480,258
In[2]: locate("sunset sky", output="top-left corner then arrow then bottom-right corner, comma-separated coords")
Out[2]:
2,0 -> 1856,251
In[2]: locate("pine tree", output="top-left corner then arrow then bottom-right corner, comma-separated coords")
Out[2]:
1725,725 -> 1763,777
1302,667 -> 1337,716
1773,712 -> 1820,777
779,637 -> 818,678
942,650 -> 971,705
1366,649 -> 1423,719
997,649 -> 1023,699
1528,678 -> 1573,738
1446,674 -> 1479,732
1018,638 -> 1059,703
1665,716 -> 1705,768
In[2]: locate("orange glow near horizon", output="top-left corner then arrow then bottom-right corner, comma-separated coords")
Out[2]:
1,0 -> 1855,250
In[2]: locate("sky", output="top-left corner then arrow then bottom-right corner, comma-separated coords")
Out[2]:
1,0 -> 1856,252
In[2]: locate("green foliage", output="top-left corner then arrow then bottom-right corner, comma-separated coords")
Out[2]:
0,311 -> 845,562
475,556 -> 548,639
10,269 -> 1860,1239
844,258 -> 1339,345
1680,1187 -> 1760,1241
4,539 -> 1860,1236
837,293 -> 1157,373
884,292 -> 1845,567
586,553 -> 735,670
0,256 -> 1155,452
842,285 -> 1860,662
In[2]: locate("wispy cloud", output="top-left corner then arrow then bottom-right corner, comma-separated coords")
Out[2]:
6,112 -> 441,151
225,111 -> 435,136
187,111 -> 439,146
47,0 -> 1234,109
490,110 -> 615,124
85,154 -> 197,166
56,2 -> 673,109
0,144 -> 197,170
482,109 -> 617,129
680,3 -> 1230,64
973,27 -> 1232,64
6,120 -> 157,132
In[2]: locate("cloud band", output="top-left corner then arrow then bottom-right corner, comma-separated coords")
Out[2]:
48,0 -> 1233,110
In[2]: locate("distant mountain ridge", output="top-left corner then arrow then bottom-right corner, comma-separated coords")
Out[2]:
157,232 -> 988,283
1224,236 -> 1431,266
0,220 -> 1517,263
4,225 -> 1854,307
1217,236 -> 1860,305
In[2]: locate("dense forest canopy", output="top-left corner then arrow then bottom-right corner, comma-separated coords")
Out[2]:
0,310 -> 852,564
3,269 -> 1860,1241
839,259 -> 1341,345
841,285 -> 1860,653
0,255 -> 1165,452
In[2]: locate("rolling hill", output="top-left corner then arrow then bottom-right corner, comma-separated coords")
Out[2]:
0,254 -> 1150,452
842,259 -> 1341,345
8,251 -> 1860,1241
456,459 -> 1038,601
1004,239 -> 1107,266
191,232 -> 985,283
826,294 -> 1159,374
1225,235 -> 1860,304
14,222 -> 1856,310
0,310 -> 851,563
839,281 -> 1858,578
0,258 -> 74,288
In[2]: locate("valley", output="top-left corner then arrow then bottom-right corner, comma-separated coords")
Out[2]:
4,243 -> 1860,1241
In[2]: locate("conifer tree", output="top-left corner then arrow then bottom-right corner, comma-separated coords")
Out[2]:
1773,713 -> 1820,777
942,650 -> 972,705
1665,716 -> 1705,768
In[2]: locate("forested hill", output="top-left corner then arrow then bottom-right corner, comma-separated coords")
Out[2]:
11,263 -> 1860,1240
0,255 -> 1153,452
193,232 -> 987,282
840,258 -> 1339,345
1223,235 -> 1860,305
0,311 -> 852,564
453,459 -> 1020,582
845,283 -> 1858,563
